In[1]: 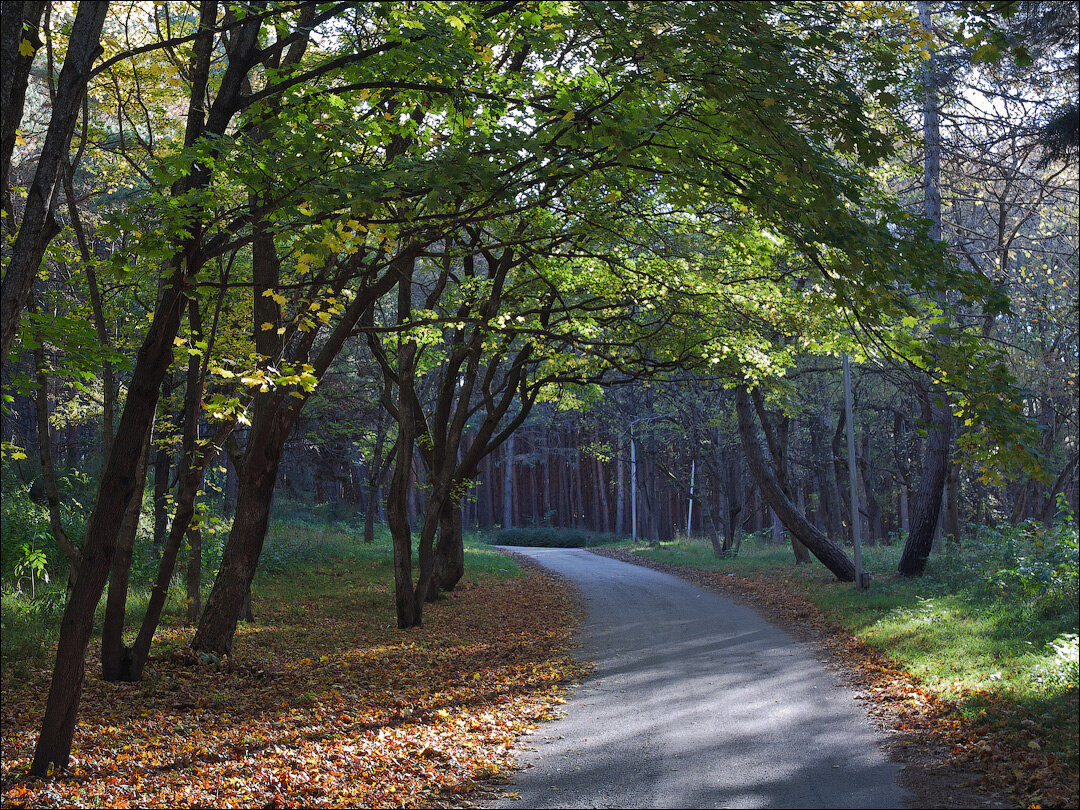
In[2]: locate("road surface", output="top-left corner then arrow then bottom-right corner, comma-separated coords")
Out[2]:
485,547 -> 909,809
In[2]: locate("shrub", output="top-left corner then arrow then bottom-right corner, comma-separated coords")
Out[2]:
488,527 -> 619,548
939,514 -> 1079,622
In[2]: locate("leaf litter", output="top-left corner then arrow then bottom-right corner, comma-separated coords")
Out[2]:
1,561 -> 585,808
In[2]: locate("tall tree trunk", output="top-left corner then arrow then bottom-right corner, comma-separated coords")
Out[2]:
28,3 -> 265,772
1,1 -> 49,213
1,1 -> 108,366
502,434 -> 514,529
943,452 -> 961,544
192,409 -> 292,653
186,526 -> 202,624
596,455 -> 610,534
615,441 -> 625,535
152,374 -> 174,549
736,387 -> 855,581
31,299 -> 80,578
100,419 -> 154,681
899,1 -> 953,576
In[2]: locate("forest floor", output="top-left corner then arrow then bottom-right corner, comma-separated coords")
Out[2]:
0,553 -> 586,808
590,546 -> 1076,810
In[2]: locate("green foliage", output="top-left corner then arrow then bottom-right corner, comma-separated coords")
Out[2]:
939,516 -> 1079,622
0,474 -> 49,580
489,527 -> 620,548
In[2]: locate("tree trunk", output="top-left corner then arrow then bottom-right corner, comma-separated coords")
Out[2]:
186,526 -> 202,624
943,451 -> 961,544
31,305 -> 80,578
736,387 -> 856,581
1,1 -> 108,366
898,403 -> 951,575
899,1 -> 953,576
503,434 -> 514,528
427,504 -> 464,600
100,419 -> 153,681
192,409 -> 291,654
615,441 -> 625,535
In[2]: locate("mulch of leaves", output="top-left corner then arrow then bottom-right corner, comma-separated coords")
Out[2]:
0,563 -> 586,808
590,547 -> 1078,810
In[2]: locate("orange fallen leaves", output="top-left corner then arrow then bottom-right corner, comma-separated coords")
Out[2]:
0,565 -> 585,808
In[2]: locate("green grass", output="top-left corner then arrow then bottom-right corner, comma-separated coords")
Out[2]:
1,508 -> 523,682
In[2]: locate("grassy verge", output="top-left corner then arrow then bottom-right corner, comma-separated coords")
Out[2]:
597,529 -> 1078,809
1,517 -> 584,808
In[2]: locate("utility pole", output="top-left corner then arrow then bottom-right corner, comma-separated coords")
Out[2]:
843,354 -> 866,589
630,424 -> 638,543
687,459 -> 695,537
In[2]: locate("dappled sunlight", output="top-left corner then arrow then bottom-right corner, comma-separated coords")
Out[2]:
0,567 -> 584,808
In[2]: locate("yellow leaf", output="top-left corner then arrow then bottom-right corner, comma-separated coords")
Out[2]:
19,39 -> 35,57
15,131 -> 26,146
261,322 -> 274,331
173,337 -> 186,347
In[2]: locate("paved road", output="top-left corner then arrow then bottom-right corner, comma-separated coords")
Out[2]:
485,547 -> 909,809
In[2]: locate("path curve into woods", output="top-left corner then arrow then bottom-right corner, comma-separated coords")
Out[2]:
484,548 -> 909,810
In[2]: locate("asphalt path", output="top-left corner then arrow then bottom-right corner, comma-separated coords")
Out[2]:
485,547 -> 909,809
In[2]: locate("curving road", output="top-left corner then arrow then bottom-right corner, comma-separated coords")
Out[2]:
485,547 -> 909,809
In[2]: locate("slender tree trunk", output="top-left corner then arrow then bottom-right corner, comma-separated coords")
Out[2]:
31,302 -> 79,578
186,526 -> 202,624
1,1 -> 108,366
615,441 -> 625,535
943,452 -> 961,544
152,375 -> 174,549
502,434 -> 514,529
100,419 -> 154,681
1,1 -> 49,212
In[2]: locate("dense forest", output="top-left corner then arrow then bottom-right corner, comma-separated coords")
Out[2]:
0,0 -> 1076,788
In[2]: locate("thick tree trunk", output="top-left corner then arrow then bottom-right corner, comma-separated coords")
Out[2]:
192,410 -> 291,654
898,404 -> 951,575
736,387 -> 856,581
429,506 -> 464,598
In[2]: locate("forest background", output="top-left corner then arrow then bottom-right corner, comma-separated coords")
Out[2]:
0,0 -> 1076,804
